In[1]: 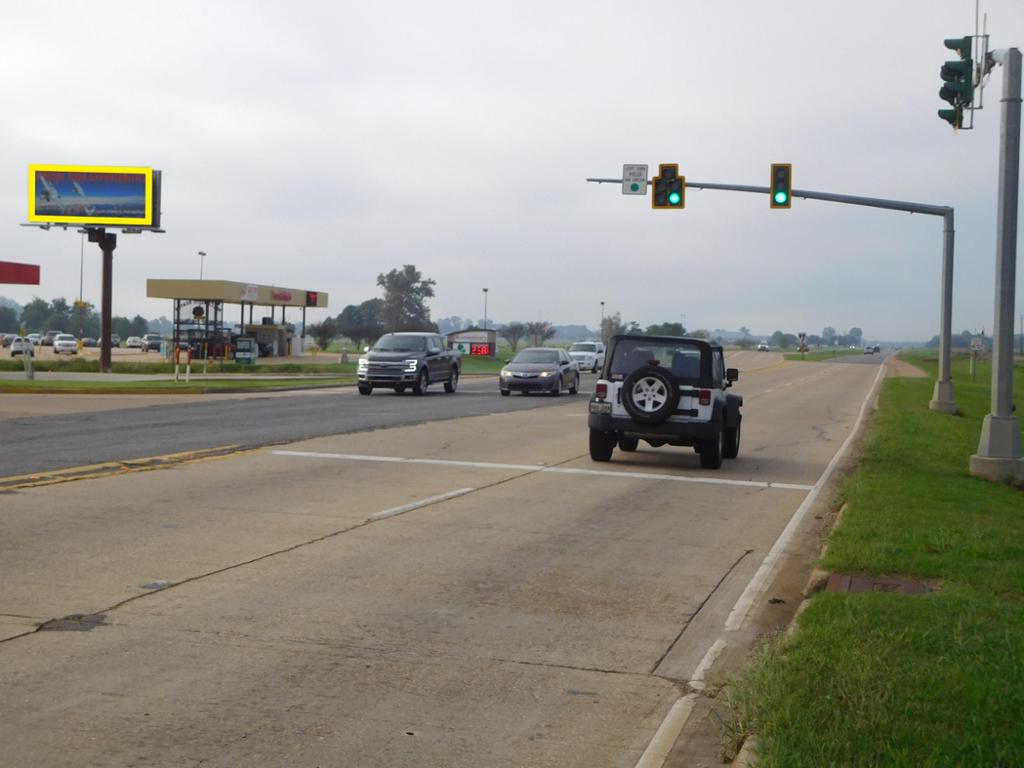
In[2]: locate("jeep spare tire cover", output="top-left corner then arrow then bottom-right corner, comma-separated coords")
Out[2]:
621,365 -> 679,425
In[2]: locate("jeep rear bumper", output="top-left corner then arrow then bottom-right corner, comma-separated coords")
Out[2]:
587,412 -> 721,445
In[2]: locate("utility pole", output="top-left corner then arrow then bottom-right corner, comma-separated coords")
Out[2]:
199,250 -> 207,280
482,287 -> 489,330
600,300 -> 605,343
970,47 -> 1023,483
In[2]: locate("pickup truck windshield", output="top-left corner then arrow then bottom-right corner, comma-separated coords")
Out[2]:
570,343 -> 596,352
373,335 -> 426,352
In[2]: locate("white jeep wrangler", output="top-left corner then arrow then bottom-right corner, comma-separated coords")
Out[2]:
587,335 -> 742,469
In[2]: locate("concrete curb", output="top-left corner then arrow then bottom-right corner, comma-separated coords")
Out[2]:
731,736 -> 760,767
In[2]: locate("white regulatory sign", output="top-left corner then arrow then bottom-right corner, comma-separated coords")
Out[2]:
622,164 -> 648,195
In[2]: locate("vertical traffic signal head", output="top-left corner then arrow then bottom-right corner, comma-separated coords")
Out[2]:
938,36 -> 973,129
652,163 -> 685,209
770,163 -> 792,209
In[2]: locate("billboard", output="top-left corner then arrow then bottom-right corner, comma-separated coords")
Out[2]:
28,164 -> 156,227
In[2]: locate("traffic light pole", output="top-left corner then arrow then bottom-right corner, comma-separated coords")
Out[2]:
970,47 -> 1023,484
586,176 -> 958,412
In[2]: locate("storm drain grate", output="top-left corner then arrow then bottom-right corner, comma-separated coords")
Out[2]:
826,573 -> 934,595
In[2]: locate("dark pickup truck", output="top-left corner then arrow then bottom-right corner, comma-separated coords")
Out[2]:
357,332 -> 461,395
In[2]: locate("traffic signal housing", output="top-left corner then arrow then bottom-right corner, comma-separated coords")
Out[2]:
938,36 -> 973,129
652,163 -> 684,209
770,163 -> 792,209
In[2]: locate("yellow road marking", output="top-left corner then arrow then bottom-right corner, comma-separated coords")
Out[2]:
0,445 -> 249,491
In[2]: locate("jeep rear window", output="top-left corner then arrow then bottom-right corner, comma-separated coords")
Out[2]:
609,339 -> 704,382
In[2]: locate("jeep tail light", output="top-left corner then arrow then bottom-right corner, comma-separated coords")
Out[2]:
595,382 -> 608,400
699,389 -> 711,406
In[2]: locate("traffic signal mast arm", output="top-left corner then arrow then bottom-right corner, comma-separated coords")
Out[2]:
585,177 -> 950,216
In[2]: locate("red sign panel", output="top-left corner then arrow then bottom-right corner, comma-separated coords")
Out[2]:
470,343 -> 492,356
271,290 -> 293,301
0,261 -> 40,285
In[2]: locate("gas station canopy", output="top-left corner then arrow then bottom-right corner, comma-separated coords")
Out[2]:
146,279 -> 327,308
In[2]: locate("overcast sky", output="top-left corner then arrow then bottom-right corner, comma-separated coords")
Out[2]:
2,0 -> 1023,340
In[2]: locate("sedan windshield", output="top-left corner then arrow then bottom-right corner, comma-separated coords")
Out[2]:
373,335 -> 426,352
570,343 -> 596,352
512,350 -> 559,364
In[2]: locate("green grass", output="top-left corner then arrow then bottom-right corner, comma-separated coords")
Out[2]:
725,351 -> 1024,767
0,377 -> 355,394
784,348 -> 864,362
0,357 -> 360,375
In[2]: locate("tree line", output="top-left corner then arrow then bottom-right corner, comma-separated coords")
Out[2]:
1,297 -> 153,339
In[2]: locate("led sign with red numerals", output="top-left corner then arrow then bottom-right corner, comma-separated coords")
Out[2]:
470,343 -> 492,356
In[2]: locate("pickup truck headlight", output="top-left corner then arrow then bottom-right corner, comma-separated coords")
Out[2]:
404,359 -> 418,372
357,357 -> 368,371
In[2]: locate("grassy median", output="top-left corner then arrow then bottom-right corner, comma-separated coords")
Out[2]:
725,352 -> 1024,767
784,348 -> 864,362
0,377 -> 355,394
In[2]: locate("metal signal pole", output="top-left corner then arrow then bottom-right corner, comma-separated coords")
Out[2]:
970,47 -> 1023,483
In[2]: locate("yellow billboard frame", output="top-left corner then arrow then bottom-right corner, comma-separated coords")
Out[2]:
28,164 -> 154,226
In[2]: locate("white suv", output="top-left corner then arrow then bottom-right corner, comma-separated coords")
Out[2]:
53,334 -> 79,355
568,341 -> 606,373
588,335 -> 742,469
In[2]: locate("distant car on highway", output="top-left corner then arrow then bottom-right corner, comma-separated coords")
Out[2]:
357,332 -> 460,395
142,333 -> 163,352
53,333 -> 78,355
864,345 -> 874,354
10,337 -> 34,357
756,342 -> 769,351
872,345 -> 881,354
125,336 -> 143,349
568,341 -> 605,373
500,347 -> 579,396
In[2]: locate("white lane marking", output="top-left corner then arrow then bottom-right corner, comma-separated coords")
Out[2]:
688,638 -> 726,691
271,450 -> 814,491
369,488 -> 475,520
633,693 -> 699,768
723,363 -> 886,631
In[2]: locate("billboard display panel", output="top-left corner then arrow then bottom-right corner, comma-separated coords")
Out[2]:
28,165 -> 154,226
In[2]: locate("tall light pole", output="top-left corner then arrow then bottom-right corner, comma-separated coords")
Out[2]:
199,251 -> 207,279
482,287 -> 489,330
600,301 -> 605,343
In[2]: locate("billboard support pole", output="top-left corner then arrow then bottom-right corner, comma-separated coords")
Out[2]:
88,228 -> 117,373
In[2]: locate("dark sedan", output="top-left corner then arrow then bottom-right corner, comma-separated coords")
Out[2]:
500,347 -> 579,396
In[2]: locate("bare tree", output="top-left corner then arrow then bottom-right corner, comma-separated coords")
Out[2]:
524,320 -> 556,347
498,322 -> 526,353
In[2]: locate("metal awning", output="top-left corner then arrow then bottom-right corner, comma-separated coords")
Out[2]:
146,279 -> 328,308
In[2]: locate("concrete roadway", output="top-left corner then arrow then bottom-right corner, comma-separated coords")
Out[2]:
0,352 -> 885,767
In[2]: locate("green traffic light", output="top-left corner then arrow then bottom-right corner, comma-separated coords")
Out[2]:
630,182 -> 640,192
668,192 -> 681,205
774,191 -> 789,204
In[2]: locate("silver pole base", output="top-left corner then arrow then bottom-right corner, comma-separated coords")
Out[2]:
970,414 -> 1024,484
928,379 -> 957,414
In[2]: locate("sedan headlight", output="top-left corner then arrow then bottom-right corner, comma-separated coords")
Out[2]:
538,370 -> 552,377
500,370 -> 512,378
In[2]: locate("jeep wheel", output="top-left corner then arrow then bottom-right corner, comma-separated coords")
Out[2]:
618,436 -> 639,452
699,430 -> 724,469
723,418 -> 741,459
621,366 -> 679,425
444,367 -> 459,393
358,385 -> 373,396
412,369 -> 428,395
589,429 -> 615,461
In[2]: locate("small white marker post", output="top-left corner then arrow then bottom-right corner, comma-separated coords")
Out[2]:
174,347 -> 192,383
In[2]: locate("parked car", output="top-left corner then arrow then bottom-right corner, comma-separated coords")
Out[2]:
81,337 -> 98,347
1,333 -> 16,348
52,333 -> 78,355
142,333 -> 163,352
500,347 -> 580,396
41,330 -> 62,346
10,337 -> 34,357
27,333 -> 41,345
587,334 -> 742,469
125,336 -> 143,349
110,334 -> 121,347
568,341 -> 606,373
357,332 -> 461,395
